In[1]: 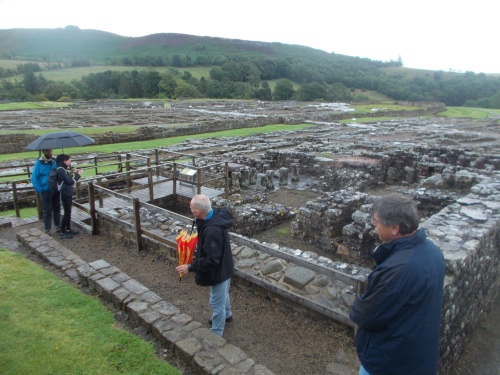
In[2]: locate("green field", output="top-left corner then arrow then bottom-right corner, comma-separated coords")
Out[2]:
0,123 -> 313,163
1,63 -> 214,84
0,249 -> 180,375
437,107 -> 498,119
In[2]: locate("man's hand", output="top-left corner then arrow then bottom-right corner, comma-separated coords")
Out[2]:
176,264 -> 189,276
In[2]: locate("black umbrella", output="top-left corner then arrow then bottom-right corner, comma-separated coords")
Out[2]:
25,131 -> 95,152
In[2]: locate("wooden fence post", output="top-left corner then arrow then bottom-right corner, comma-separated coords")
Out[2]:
148,169 -> 154,202
132,198 -> 142,252
126,153 -> 132,192
94,156 -> 98,175
75,180 -> 80,200
118,154 -> 123,173
97,178 -> 104,208
197,167 -> 202,195
12,182 -> 20,218
172,163 -> 177,209
88,182 -> 98,235
225,161 -> 229,199
155,149 -> 160,177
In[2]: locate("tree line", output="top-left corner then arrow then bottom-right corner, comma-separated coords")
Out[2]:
1,57 -> 500,108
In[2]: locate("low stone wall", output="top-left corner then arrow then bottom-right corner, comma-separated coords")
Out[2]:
0,133 -> 38,155
420,179 -> 500,374
290,179 -> 500,375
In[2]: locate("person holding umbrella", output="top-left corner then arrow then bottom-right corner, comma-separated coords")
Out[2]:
31,149 -> 61,236
176,194 -> 234,336
55,154 -> 82,239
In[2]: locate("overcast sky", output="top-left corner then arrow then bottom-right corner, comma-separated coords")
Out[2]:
1,0 -> 497,74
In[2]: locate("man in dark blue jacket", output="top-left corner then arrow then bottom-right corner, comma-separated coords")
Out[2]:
176,194 -> 235,336
31,149 -> 61,235
350,194 -> 445,375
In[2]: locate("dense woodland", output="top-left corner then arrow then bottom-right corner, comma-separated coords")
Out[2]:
0,27 -> 499,107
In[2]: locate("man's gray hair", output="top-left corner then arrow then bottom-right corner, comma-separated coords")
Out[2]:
191,194 -> 212,215
372,194 -> 419,234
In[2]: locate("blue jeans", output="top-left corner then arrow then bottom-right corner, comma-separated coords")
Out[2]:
359,365 -> 371,375
209,278 -> 232,336
40,190 -> 61,231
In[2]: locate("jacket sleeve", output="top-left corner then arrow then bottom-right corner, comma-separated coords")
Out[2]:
31,161 -> 42,192
350,264 -> 410,330
57,167 -> 76,186
189,226 -> 224,273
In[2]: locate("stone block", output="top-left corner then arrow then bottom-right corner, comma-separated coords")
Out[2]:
64,268 -> 79,282
111,272 -> 131,283
100,266 -> 121,277
88,259 -> 111,270
163,328 -> 190,349
88,272 -> 105,291
127,301 -> 150,322
283,267 -> 315,290
193,350 -> 224,374
111,287 -> 131,310
138,309 -> 162,330
176,337 -> 203,362
192,327 -> 226,349
218,344 -> 248,365
138,290 -> 163,305
152,318 -> 177,343
122,279 -> 149,295
76,264 -> 95,286
171,313 -> 193,325
94,277 -> 121,297
152,300 -> 180,316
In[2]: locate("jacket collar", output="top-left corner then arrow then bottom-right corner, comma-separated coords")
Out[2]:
372,229 -> 426,265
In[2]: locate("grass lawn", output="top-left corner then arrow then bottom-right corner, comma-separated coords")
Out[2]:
0,123 -> 313,163
0,249 -> 180,375
0,207 -> 38,219
3,65 -> 214,85
437,107 -> 495,119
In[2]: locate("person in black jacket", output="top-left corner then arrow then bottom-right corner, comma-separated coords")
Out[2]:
176,194 -> 235,336
350,194 -> 445,375
55,154 -> 83,239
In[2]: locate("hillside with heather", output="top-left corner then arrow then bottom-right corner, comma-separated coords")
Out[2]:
0,26 -> 499,107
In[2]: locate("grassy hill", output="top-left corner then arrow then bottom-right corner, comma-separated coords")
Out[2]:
1,27 -> 499,107
0,26 -> 347,64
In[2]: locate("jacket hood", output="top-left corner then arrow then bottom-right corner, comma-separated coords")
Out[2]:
38,156 -> 54,164
196,207 -> 234,230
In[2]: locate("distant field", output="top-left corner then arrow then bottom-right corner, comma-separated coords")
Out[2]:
0,101 -> 70,111
353,104 -> 416,112
437,107 -> 496,119
0,123 -> 313,163
0,123 -> 190,135
1,62 -> 214,83
0,59 -> 35,69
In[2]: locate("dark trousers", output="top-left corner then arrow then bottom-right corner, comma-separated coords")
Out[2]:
61,195 -> 73,232
40,190 -> 61,231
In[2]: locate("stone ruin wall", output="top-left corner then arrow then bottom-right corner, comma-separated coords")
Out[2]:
0,100 -> 446,155
82,145 -> 499,375
92,178 -> 499,375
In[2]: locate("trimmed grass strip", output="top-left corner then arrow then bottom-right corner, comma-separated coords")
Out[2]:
0,249 -> 180,375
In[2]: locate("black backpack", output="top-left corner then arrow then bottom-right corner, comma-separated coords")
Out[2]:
49,167 -> 64,192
